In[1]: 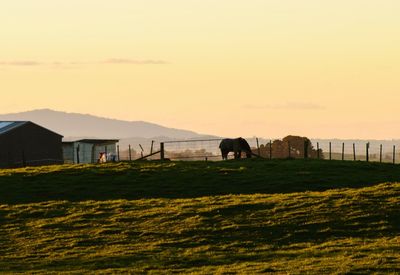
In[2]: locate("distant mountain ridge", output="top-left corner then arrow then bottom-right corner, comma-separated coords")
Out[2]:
2,109 -> 399,155
0,109 -> 204,139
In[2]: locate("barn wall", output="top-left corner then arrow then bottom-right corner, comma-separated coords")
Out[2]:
0,122 -> 63,168
62,144 -> 75,164
76,143 -> 94,164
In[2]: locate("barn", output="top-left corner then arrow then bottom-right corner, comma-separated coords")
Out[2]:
62,139 -> 119,164
0,121 -> 63,168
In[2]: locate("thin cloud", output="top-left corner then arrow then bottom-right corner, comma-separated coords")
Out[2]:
0,61 -> 43,66
244,102 -> 325,110
103,58 -> 168,65
0,58 -> 169,67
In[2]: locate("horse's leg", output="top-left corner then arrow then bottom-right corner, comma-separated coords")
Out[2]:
238,150 -> 242,159
221,150 -> 228,160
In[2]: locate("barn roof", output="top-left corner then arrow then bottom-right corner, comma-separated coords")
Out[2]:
0,121 -> 29,135
0,121 -> 63,137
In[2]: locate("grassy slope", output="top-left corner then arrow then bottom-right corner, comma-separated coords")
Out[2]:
2,159 -> 400,204
0,160 -> 399,273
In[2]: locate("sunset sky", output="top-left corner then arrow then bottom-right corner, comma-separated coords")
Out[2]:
1,1 -> 400,139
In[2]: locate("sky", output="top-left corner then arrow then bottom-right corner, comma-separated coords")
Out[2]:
1,0 -> 400,139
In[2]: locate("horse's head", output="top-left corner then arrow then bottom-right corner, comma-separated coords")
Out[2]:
238,138 -> 252,158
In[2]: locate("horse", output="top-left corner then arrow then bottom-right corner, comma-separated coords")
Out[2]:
219,138 -> 252,160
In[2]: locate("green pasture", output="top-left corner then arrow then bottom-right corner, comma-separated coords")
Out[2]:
0,160 -> 399,273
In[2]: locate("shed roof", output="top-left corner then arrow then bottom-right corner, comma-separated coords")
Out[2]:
63,139 -> 119,145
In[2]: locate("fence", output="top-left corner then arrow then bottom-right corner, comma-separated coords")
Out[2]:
162,139 -> 223,161
117,141 -> 161,161
315,141 -> 398,163
4,139 -> 399,167
116,138 -> 263,161
109,139 -> 400,164
162,138 -> 270,161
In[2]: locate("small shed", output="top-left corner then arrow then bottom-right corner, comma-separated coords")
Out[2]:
62,139 -> 119,164
0,121 -> 63,168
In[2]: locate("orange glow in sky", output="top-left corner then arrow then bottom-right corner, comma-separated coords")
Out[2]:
1,1 -> 400,139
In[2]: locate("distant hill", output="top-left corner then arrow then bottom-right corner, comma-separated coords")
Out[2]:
0,109 -> 204,140
2,109 -> 399,156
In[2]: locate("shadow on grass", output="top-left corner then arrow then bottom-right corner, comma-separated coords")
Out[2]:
1,159 -> 400,204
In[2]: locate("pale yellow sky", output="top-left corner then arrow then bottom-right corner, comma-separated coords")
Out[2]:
1,1 -> 400,139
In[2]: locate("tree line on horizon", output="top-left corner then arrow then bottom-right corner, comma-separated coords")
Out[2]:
255,135 -> 324,159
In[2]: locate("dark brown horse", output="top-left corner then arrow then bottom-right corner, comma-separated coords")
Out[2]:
219,138 -> 252,160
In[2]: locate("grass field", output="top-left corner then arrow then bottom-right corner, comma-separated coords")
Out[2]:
0,159 -> 399,273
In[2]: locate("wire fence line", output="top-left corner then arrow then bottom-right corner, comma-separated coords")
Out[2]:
160,138 -> 267,161
117,138 -> 259,161
4,139 -> 398,168
113,138 -> 400,164
58,138 -> 400,164
313,141 -> 395,163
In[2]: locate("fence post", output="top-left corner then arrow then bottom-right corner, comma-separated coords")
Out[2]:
129,145 -> 132,161
269,140 -> 272,160
366,143 -> 369,162
317,142 -> 320,159
304,140 -> 309,159
256,138 -> 261,156
353,143 -> 356,161
380,144 -> 382,163
76,144 -> 80,164
117,145 -> 120,161
342,143 -> 345,161
393,145 -> 396,164
288,141 -> 291,158
151,140 -> 154,155
329,142 -> 332,160
139,144 -> 144,158
105,146 -> 108,162
160,142 -> 165,160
